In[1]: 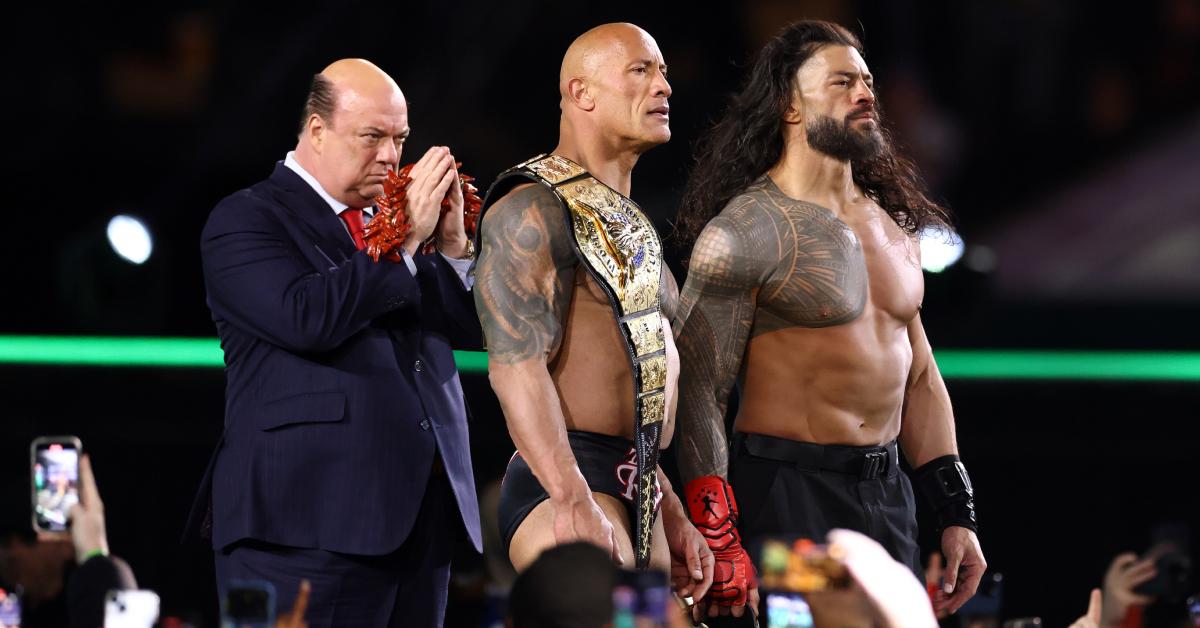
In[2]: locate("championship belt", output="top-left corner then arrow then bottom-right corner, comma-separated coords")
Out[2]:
480,154 -> 667,569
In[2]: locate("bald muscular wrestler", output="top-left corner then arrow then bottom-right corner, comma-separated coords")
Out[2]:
473,23 -> 714,603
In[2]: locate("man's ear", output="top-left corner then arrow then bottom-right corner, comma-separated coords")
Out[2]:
782,92 -> 804,124
566,78 -> 595,112
305,114 -> 327,152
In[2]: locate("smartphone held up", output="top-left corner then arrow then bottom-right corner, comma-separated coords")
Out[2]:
30,436 -> 82,534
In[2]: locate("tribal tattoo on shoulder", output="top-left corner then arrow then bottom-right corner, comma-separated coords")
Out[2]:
473,185 -> 577,365
749,179 -> 868,334
673,206 -> 771,481
672,178 -> 868,480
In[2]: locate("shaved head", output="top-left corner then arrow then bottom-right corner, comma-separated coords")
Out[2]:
559,23 -> 659,100
555,23 -> 672,153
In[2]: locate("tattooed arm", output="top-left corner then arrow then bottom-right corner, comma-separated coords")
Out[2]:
474,184 -> 625,564
673,215 -> 765,482
674,214 -> 767,614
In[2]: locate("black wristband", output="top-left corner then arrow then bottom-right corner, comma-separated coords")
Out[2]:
914,454 -> 978,533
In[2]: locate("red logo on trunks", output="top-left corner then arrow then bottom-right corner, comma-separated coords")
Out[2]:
615,447 -> 662,511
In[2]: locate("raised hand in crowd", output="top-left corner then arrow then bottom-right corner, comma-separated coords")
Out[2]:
1100,552 -> 1157,626
275,580 -> 310,628
66,455 -> 108,565
1068,588 -> 1103,628
805,529 -> 937,628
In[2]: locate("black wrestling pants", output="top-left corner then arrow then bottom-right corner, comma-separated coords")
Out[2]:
729,432 -> 922,575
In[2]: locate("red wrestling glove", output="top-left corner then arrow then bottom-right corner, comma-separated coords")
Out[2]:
685,476 -> 757,607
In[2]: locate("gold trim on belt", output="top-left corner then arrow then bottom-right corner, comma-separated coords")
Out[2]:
485,154 -> 667,569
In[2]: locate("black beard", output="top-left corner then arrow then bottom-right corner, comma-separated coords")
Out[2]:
805,113 -> 884,162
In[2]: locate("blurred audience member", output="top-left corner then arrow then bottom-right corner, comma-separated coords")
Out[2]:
804,529 -> 938,628
1072,531 -> 1196,628
1099,540 -> 1195,628
63,454 -> 137,628
507,541 -> 694,628
1102,552 -> 1159,626
0,534 -> 72,627
507,542 -> 617,628
0,453 -> 138,628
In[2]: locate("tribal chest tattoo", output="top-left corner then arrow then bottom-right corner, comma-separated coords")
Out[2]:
744,176 -> 867,334
673,175 -> 870,480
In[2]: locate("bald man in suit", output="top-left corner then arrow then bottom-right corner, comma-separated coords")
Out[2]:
193,59 -> 481,627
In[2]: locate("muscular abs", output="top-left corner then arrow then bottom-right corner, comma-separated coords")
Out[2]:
675,176 -> 922,477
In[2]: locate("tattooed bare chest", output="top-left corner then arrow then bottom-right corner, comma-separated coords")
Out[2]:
752,203 -> 868,333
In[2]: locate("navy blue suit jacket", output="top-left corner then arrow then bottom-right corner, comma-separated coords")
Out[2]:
195,163 -> 482,555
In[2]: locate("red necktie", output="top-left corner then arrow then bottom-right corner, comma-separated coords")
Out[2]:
339,208 -> 366,250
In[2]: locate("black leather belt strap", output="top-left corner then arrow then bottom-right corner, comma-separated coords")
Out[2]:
479,154 -> 667,570
734,432 -> 900,480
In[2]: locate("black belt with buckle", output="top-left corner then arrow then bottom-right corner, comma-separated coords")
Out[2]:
734,433 -> 899,480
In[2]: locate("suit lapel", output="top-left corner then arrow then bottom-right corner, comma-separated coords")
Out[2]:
268,163 -> 359,265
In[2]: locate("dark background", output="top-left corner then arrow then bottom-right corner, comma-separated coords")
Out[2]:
2,1 -> 1198,625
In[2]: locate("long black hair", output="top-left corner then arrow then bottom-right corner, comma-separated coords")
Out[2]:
675,20 -> 952,248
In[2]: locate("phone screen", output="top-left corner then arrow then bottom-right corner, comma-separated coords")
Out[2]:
32,441 -> 80,532
613,570 -> 669,627
0,587 -> 21,628
765,592 -> 814,628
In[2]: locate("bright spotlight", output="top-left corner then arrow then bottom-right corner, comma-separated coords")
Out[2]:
919,227 -> 964,273
106,215 -> 153,265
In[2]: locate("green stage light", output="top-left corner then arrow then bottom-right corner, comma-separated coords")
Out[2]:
933,350 -> 1200,381
0,335 -> 489,373
0,336 -> 1197,381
